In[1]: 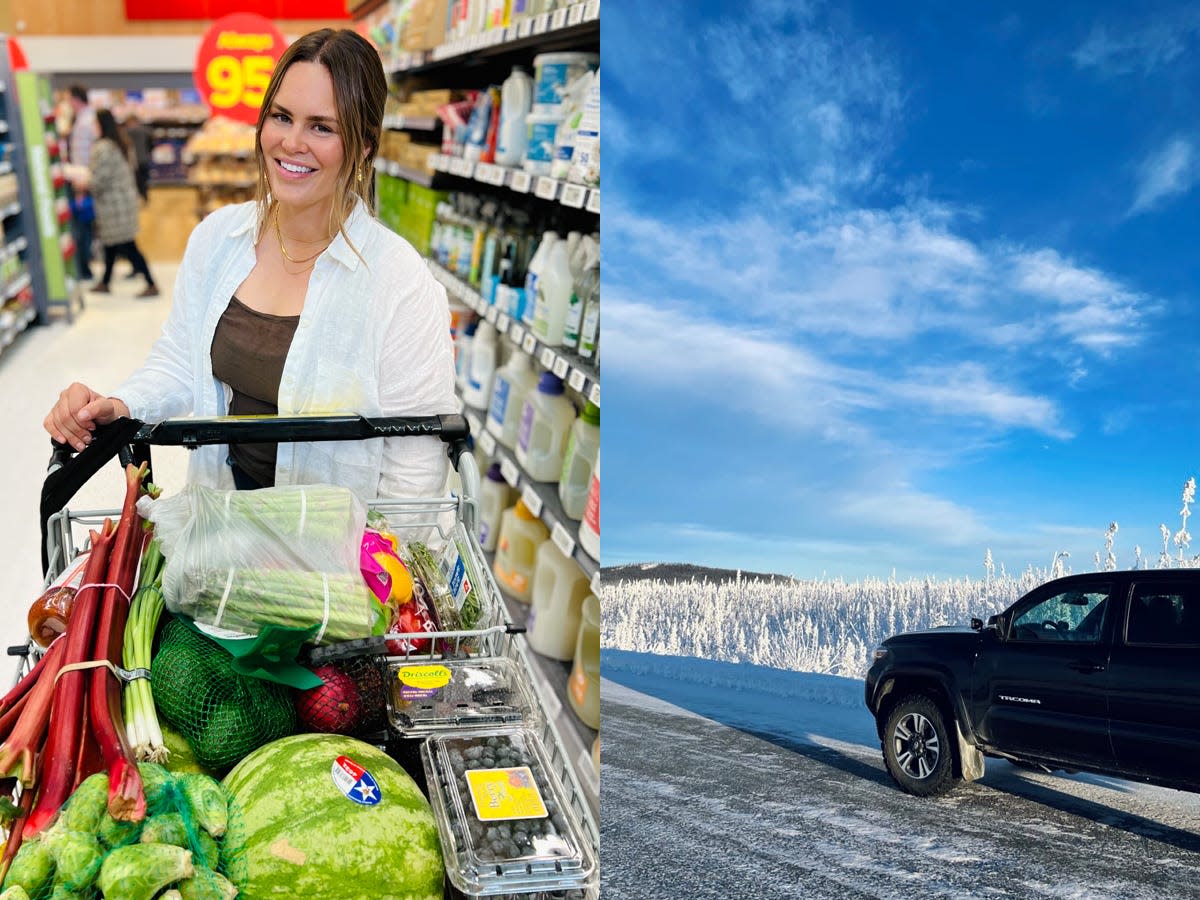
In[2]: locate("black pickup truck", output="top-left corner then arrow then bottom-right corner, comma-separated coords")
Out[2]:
864,571 -> 1200,796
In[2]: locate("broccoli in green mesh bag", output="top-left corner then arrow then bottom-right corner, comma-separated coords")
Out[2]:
1,764 -> 247,900
151,618 -> 296,773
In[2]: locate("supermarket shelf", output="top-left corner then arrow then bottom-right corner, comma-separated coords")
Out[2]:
430,154 -> 599,215
0,235 -> 27,263
429,261 -> 599,408
0,303 -> 37,348
374,156 -> 439,189
462,404 -> 599,583
390,1 -> 600,75
382,114 -> 439,132
3,269 -> 31,301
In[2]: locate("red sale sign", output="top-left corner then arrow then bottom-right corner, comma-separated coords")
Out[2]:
194,13 -> 288,125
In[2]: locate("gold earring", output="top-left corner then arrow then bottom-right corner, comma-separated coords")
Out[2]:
357,163 -> 365,184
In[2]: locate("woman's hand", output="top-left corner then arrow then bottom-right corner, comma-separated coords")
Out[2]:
44,382 -> 130,451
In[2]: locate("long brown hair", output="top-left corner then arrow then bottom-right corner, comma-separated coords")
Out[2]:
252,28 -> 387,250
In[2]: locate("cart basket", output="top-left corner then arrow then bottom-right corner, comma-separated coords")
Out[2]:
41,413 -> 471,576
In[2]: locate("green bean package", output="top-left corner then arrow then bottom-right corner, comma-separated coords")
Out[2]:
138,484 -> 386,643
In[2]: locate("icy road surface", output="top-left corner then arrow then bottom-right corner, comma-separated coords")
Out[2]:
601,652 -> 1200,900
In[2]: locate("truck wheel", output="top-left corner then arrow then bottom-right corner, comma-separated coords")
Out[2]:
882,694 -> 958,796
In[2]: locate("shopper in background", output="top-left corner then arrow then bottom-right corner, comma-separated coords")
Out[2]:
84,110 -> 159,298
44,28 -> 456,502
121,111 -> 153,203
66,84 -> 96,281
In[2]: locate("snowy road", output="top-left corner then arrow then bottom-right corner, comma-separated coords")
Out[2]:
601,667 -> 1200,899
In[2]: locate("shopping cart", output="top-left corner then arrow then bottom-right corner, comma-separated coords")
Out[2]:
24,413 -> 599,899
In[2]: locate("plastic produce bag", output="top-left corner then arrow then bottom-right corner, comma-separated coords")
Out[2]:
138,483 -> 386,644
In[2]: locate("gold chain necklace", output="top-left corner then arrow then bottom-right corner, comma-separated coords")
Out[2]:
274,208 -> 329,266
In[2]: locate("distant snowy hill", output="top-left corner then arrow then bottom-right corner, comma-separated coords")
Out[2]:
602,563 -> 1055,679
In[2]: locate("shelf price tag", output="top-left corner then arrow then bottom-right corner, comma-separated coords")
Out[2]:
551,521 -> 576,558
496,312 -> 511,332
523,333 -> 538,354
589,383 -> 600,406
485,306 -> 498,324
478,429 -> 496,457
500,458 -> 520,488
193,13 -> 287,126
540,347 -> 556,369
506,25 -> 520,41
560,183 -> 587,209
473,162 -> 492,183
521,484 -> 544,518
553,356 -> 570,379
585,0 -> 600,20
568,368 -> 587,393
551,7 -> 569,29
511,324 -> 526,344
568,2 -> 587,25
510,171 -> 532,193
518,18 -> 535,37
585,189 -> 601,214
490,166 -> 509,186
533,13 -> 551,34
535,177 -> 560,201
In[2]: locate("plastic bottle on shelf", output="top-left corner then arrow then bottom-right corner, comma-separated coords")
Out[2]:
566,231 -> 584,277
492,500 -> 550,603
550,70 -> 594,181
567,593 -> 600,729
532,237 -> 572,347
492,235 -> 522,318
516,373 -> 576,481
495,67 -> 534,168
563,238 -> 599,350
577,449 -> 599,561
533,52 -> 600,113
478,462 -> 516,553
578,278 -> 599,361
522,112 -> 562,176
479,209 -> 505,305
462,90 -> 494,164
463,319 -> 498,409
487,351 -> 538,449
522,230 -> 559,327
558,402 -> 600,520
455,318 -> 478,393
527,541 -> 591,660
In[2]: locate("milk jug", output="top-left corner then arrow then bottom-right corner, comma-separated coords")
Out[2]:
577,449 -> 599,560
486,351 -> 537,449
463,320 -> 498,409
495,67 -> 534,167
567,592 -> 600,728
478,462 -> 516,553
492,500 -> 549,603
516,373 -> 575,481
558,402 -> 599,520
531,237 -> 573,347
526,540 -> 591,660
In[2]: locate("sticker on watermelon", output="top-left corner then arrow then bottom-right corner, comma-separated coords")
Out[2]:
331,755 -> 382,806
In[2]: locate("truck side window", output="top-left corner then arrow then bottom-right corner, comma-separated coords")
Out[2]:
1010,588 -> 1110,643
1126,585 -> 1200,646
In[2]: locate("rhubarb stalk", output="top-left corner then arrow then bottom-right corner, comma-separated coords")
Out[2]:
90,462 -> 150,821
0,624 -> 73,788
19,525 -> 115,834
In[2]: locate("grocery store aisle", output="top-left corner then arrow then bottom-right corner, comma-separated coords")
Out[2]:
0,263 -> 190,649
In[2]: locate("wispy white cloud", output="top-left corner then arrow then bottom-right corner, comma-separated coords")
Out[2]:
1128,136 -> 1197,215
1072,13 -> 1200,77
605,298 -> 1070,439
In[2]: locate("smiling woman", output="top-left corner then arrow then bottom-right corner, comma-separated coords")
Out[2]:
43,29 -> 456,501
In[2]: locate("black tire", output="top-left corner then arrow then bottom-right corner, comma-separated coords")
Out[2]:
881,694 -> 959,797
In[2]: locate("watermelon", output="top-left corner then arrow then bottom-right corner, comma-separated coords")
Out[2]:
221,734 -> 442,900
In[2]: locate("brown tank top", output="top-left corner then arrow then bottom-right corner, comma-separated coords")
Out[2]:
210,296 -> 301,487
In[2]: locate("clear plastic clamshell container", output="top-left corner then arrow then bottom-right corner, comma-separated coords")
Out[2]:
421,727 -> 598,897
387,656 -> 540,736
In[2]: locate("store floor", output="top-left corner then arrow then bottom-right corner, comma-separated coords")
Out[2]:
0,263 -> 190,651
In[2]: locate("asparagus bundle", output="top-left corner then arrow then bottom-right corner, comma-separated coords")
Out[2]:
176,568 -> 387,643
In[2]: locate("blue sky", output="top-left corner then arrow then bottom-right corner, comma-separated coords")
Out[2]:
602,1 -> 1200,580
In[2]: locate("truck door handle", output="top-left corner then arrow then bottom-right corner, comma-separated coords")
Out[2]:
1068,660 -> 1106,674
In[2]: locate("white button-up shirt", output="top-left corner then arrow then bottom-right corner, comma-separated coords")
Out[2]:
114,198 -> 456,501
